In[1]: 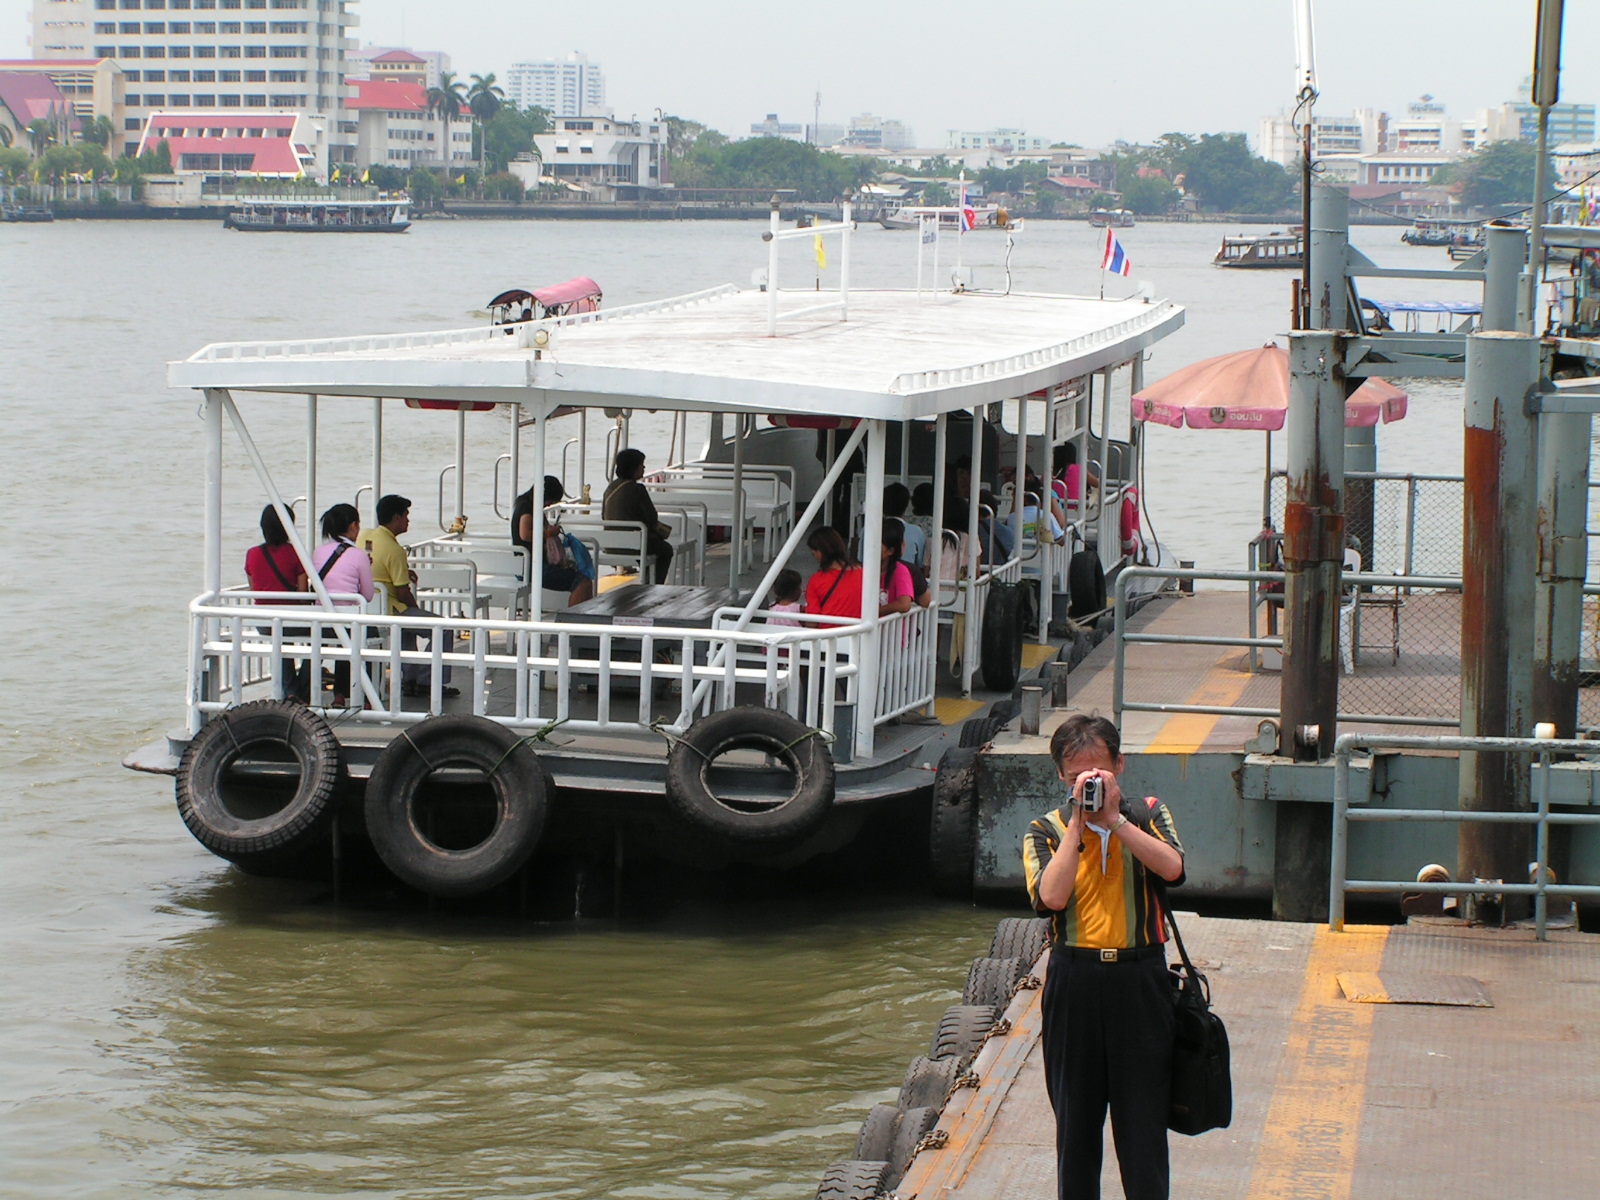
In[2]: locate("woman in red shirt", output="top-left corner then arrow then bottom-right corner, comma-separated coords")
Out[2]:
804,527 -> 863,620
242,504 -> 310,701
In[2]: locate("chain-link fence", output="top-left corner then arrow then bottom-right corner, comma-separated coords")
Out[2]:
1268,471 -> 1464,577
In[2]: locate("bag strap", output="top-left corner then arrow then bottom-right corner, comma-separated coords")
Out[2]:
1127,795 -> 1206,1000
261,544 -> 300,592
318,541 -> 351,581
818,565 -> 849,610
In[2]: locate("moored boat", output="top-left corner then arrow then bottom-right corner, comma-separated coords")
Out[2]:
1213,228 -> 1303,268
1088,208 -> 1135,229
224,195 -> 411,232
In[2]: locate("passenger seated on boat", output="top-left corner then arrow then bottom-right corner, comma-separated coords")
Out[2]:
886,519 -> 933,608
1053,443 -> 1100,503
978,490 -> 1015,562
1022,473 -> 1066,544
910,482 -> 937,555
878,520 -> 916,617
804,527 -> 863,621
515,476 -> 595,607
603,448 -> 673,584
359,494 -> 458,699
311,502 -> 374,705
766,569 -> 803,627
243,503 -> 310,702
884,482 -> 927,566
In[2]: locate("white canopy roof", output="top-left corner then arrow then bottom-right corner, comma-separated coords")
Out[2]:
170,285 -> 1184,421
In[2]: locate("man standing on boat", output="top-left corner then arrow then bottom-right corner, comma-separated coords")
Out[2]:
360,494 -> 458,699
1023,714 -> 1185,1200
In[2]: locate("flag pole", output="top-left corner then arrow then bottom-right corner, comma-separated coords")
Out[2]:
1099,226 -> 1107,300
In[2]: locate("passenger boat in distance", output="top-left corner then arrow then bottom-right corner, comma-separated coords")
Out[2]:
1401,217 -> 1483,249
487,278 -> 603,328
224,194 -> 411,233
879,203 -> 1011,231
1213,228 -> 1303,269
1088,208 -> 1135,229
125,199 -> 1183,909
1,203 -> 55,222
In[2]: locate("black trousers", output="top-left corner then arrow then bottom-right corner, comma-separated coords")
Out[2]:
1040,947 -> 1175,1200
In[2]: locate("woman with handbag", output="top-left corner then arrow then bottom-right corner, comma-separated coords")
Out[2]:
1023,714 -> 1186,1200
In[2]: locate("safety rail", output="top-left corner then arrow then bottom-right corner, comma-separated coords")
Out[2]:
1114,566 -> 1467,731
876,603 -> 939,723
765,201 -> 853,336
1331,732 -> 1600,940
190,593 -> 863,741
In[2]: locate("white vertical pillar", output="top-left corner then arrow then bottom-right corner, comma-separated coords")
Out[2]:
767,196 -> 781,336
1013,393 -> 1027,559
839,199 -> 852,322
964,408 -> 983,696
370,396 -> 383,527
509,401 -> 521,511
305,394 -> 318,542
531,397 -> 547,619
204,388 -> 224,596
454,406 -> 467,525
1098,366 -> 1114,575
857,418 -> 886,760
927,412 -> 948,716
732,412 -> 746,587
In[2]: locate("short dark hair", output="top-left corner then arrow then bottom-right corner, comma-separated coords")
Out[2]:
1049,714 -> 1121,773
376,494 -> 411,525
615,447 -> 646,479
883,517 -> 905,556
911,482 -> 935,516
543,474 -> 565,507
884,482 -> 911,517
773,568 -> 802,603
259,503 -> 293,547
806,525 -> 852,569
320,502 -> 361,541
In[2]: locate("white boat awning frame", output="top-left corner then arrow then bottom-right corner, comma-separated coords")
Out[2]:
169,285 -> 1184,420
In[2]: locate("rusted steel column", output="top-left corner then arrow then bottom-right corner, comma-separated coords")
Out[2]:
1275,330 -> 1346,922
1459,330 -> 1541,922
1533,406 -> 1589,737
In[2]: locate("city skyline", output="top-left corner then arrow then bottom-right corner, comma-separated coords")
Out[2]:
7,0 -> 1600,150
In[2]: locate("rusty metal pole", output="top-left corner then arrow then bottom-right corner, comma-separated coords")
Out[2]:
1533,402 -> 1588,739
1276,329 -> 1346,921
1459,330 -> 1541,924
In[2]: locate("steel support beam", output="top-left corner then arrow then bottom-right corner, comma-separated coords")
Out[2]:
1458,331 -> 1541,923
1533,407 -> 1589,738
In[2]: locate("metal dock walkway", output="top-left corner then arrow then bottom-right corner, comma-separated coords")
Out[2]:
895,915 -> 1599,1199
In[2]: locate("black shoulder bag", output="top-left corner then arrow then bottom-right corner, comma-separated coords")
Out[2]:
1129,798 -> 1233,1136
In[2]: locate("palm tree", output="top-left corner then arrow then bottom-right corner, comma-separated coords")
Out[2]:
27,117 -> 57,156
467,73 -> 505,165
426,71 -> 467,172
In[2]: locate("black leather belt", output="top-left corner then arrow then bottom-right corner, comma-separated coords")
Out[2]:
1059,944 -> 1165,964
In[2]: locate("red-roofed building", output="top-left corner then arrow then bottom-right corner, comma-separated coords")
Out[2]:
0,58 -> 123,150
368,51 -> 427,86
346,76 -> 470,169
136,111 -> 328,179
0,71 -> 79,151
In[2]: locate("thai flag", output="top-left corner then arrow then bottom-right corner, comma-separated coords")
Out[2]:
1102,227 -> 1131,276
961,206 -> 978,232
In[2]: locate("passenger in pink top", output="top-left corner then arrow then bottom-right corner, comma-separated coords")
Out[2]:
311,503 -> 374,705
878,520 -> 915,616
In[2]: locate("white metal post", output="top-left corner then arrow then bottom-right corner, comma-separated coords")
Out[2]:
857,418 -> 886,760
454,406 -> 467,525
899,419 -> 911,484
508,401 -> 521,511
204,388 -> 224,597
1041,384 -> 1057,639
964,409 -> 983,695
1013,393 -> 1028,558
928,412 -> 948,716
917,215 -> 927,299
731,412 -> 746,587
1098,366 -> 1114,576
577,406 -> 588,495
767,197 -> 781,336
531,398 -> 547,619
370,396 -> 383,527
305,394 -> 318,543
839,199 -> 852,321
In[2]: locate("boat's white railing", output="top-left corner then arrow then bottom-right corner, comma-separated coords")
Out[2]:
183,285 -> 742,364
189,593 -> 863,740
875,603 -> 938,723
765,200 -> 853,336
887,300 -> 1177,394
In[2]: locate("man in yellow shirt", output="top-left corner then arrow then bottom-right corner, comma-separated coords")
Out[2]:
359,494 -> 457,699
1023,714 -> 1185,1200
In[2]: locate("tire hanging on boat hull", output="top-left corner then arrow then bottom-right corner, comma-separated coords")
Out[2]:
664,707 -> 835,842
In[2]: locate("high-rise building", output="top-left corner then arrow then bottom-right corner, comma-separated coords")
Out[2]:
843,113 -> 913,152
946,129 -> 1050,153
30,0 -> 359,162
750,113 -> 804,141
505,52 -> 604,117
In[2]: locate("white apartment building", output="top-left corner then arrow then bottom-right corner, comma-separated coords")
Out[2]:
946,128 -> 1050,153
750,112 -> 804,141
506,51 -> 604,117
533,113 -> 666,199
1258,108 -> 1386,166
345,76 -> 469,168
30,0 -> 358,160
843,113 -> 914,152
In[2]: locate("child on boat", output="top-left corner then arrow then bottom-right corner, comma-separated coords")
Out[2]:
767,569 -> 803,627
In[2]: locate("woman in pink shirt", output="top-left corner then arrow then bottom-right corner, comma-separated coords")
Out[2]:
878,519 -> 915,616
311,503 -> 375,704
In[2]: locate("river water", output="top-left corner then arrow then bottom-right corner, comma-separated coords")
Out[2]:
0,216 -> 1472,1198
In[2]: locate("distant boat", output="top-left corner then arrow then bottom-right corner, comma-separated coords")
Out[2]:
1,204 -> 55,223
1401,217 -> 1482,248
879,204 -> 1010,232
1213,229 -> 1303,269
1088,208 -> 1135,229
224,195 -> 411,233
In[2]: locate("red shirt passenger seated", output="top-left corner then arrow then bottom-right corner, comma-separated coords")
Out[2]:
804,527 -> 863,620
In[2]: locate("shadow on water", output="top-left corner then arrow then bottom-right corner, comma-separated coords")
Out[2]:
117,865 -> 1002,1199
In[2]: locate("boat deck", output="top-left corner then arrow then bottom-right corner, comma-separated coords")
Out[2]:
897,915 -> 1600,1199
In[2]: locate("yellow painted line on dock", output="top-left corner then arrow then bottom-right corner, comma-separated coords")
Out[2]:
1244,925 -> 1391,1200
936,697 -> 987,725
1143,663 -> 1255,754
1022,643 -> 1058,671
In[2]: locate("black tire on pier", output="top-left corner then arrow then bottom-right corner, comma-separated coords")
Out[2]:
364,714 -> 550,898
989,917 -> 1051,966
814,1159 -> 889,1200
957,716 -> 1000,749
928,1003 -> 997,1067
853,1102 -> 901,1162
928,747 -> 978,897
664,707 -> 835,842
886,1105 -> 941,1187
897,1054 -> 960,1111
176,699 -> 344,861
962,955 -> 1024,1012
979,582 -> 1023,692
1068,550 -> 1107,619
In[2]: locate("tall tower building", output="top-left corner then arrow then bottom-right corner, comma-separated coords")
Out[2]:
505,51 -> 604,117
30,0 -> 359,160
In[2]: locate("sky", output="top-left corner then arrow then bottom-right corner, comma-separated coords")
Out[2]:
5,0 -> 1598,148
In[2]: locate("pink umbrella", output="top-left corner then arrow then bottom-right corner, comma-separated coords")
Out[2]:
1131,344 -> 1408,430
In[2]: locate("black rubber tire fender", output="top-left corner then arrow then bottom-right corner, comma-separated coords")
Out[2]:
956,715 -> 1000,749
886,1105 -> 941,1187
1068,549 -> 1107,619
979,582 -> 1023,692
814,1159 -> 889,1200
928,1003 -> 996,1066
175,699 -> 344,859
364,714 -> 550,898
962,955 -> 1024,1012
928,746 -> 978,897
853,1102 -> 900,1162
897,1054 -> 959,1111
664,706 -> 835,842
989,917 -> 1051,965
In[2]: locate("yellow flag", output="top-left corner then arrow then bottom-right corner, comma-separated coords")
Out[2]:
814,230 -> 827,271
331,165 -> 340,182
362,167 -> 370,183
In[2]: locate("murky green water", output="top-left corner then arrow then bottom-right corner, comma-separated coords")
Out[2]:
0,217 -> 1470,1197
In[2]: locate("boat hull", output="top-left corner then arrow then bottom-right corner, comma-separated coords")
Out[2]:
224,217 -> 411,233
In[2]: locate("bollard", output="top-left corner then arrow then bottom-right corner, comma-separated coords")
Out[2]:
1178,560 -> 1195,595
1043,661 -> 1070,707
1020,685 -> 1044,736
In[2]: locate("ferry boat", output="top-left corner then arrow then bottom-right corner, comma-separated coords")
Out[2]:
1088,208 -> 1135,229
224,195 -> 411,233
1213,228 -> 1303,269
123,200 -> 1183,902
879,203 -> 1010,232
1401,217 -> 1482,248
